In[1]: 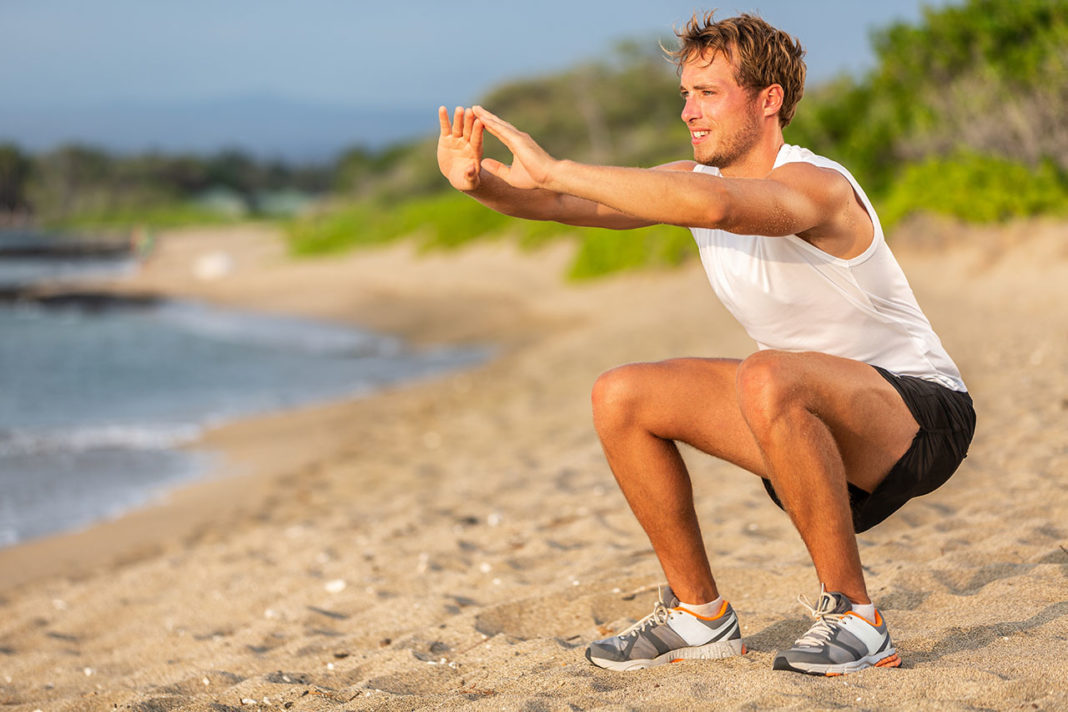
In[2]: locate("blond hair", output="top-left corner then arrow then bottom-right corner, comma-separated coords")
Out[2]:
669,11 -> 806,127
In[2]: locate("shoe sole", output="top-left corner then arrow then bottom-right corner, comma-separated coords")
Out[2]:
773,649 -> 901,676
587,639 -> 746,671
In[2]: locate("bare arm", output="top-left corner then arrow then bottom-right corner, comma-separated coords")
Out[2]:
473,106 -> 870,255
437,106 -> 676,230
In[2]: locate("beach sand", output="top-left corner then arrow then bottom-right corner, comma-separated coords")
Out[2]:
0,220 -> 1065,711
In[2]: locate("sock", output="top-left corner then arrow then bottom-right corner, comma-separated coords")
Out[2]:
851,601 -> 877,621
678,595 -> 725,618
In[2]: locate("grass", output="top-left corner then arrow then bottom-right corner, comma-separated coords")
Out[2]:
287,191 -> 700,280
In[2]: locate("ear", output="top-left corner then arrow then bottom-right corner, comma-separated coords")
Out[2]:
762,84 -> 784,120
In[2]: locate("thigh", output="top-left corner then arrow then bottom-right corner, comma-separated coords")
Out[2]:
601,357 -> 767,476
737,350 -> 921,492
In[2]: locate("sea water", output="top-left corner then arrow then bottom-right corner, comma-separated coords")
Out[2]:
0,236 -> 486,546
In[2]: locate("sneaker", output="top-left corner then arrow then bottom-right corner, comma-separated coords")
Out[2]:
585,586 -> 745,671
773,588 -> 901,676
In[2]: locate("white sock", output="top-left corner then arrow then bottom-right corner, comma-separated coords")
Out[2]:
678,595 -> 725,618
851,601 -> 877,621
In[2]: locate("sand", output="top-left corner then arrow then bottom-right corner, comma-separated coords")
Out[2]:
0,219 -> 1065,711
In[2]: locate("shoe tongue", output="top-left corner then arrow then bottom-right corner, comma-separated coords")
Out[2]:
824,591 -> 853,615
661,585 -> 681,607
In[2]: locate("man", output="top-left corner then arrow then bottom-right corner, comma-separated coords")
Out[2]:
436,12 -> 974,676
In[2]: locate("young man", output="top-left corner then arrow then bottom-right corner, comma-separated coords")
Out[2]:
436,12 -> 974,676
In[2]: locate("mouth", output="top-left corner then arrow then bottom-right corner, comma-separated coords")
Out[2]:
690,129 -> 710,143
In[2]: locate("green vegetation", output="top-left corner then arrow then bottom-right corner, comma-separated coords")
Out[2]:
6,0 -> 1066,276
288,0 -> 1068,278
289,192 -> 514,255
567,225 -> 693,281
290,41 -> 690,279
0,143 -> 333,230
880,152 -> 1068,226
786,0 -> 1068,225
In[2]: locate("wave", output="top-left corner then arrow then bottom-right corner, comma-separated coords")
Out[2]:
154,301 -> 403,357
0,423 -> 203,457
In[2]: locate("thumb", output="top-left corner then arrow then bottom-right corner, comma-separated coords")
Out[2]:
481,157 -> 508,179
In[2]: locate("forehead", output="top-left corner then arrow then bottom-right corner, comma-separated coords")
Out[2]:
680,49 -> 740,88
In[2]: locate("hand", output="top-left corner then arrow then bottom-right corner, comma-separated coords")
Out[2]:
437,106 -> 484,191
472,106 -> 556,190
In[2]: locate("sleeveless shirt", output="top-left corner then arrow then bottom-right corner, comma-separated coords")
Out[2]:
690,144 -> 965,392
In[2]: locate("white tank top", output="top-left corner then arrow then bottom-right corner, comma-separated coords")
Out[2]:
690,144 -> 966,391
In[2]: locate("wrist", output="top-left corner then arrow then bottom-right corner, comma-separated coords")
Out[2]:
543,158 -> 570,192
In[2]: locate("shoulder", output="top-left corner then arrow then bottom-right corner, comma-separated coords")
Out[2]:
768,160 -> 856,211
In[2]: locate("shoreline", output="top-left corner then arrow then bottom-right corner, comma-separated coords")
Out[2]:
0,225 -> 571,592
0,221 -> 1064,710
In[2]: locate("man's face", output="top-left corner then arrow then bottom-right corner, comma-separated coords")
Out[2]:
679,51 -> 764,169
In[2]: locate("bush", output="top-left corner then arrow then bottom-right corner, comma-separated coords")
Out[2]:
568,224 -> 693,280
879,152 -> 1068,227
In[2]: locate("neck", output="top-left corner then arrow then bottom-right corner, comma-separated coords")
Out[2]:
718,124 -> 785,178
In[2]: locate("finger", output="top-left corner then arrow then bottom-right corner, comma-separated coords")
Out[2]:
480,157 -> 507,180
471,106 -> 520,150
452,106 -> 464,138
438,106 -> 451,136
471,118 -> 484,156
477,117 -> 519,155
472,105 -> 514,132
471,108 -> 506,139
462,108 -> 475,141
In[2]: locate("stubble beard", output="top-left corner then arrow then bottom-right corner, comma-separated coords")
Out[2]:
694,102 -> 764,169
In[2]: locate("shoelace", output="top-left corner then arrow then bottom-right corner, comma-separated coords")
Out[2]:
620,587 -> 671,639
793,587 -> 844,648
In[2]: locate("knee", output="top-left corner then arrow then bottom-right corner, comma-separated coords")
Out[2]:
591,364 -> 647,434
735,351 -> 803,431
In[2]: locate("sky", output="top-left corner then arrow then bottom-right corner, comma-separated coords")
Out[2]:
0,0 -> 951,159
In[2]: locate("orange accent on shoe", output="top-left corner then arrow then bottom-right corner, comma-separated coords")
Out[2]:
874,653 -> 901,668
826,672 -> 842,677
675,599 -> 729,621
845,610 -> 881,627
741,645 -> 748,655
670,658 -> 684,664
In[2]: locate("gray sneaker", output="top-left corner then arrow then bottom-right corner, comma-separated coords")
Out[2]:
773,589 -> 901,676
585,587 -> 745,671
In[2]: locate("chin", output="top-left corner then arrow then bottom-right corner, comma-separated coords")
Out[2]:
694,153 -> 722,168
692,146 -> 721,167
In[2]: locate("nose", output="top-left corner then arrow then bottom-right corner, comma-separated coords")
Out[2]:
681,95 -> 700,123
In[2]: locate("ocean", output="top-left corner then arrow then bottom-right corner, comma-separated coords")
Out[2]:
0,230 -> 485,547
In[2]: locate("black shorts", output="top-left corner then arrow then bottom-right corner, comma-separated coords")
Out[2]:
761,365 -> 976,533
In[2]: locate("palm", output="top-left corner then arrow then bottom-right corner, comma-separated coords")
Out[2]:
437,134 -> 480,191
437,106 -> 483,192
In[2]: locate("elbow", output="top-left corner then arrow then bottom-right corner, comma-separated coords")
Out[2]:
686,179 -> 732,229
702,202 -> 730,229
690,194 -> 730,229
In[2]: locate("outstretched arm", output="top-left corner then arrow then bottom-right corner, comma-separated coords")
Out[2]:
436,106 -> 662,229
473,106 -> 866,251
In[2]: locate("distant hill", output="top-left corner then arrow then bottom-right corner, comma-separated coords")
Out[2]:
0,95 -> 431,161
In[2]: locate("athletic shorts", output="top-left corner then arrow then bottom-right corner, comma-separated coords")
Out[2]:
761,365 -> 976,533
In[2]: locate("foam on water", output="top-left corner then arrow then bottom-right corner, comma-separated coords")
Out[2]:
0,423 -> 202,457
0,285 -> 486,546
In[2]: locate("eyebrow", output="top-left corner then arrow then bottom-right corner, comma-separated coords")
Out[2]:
680,82 -> 722,92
